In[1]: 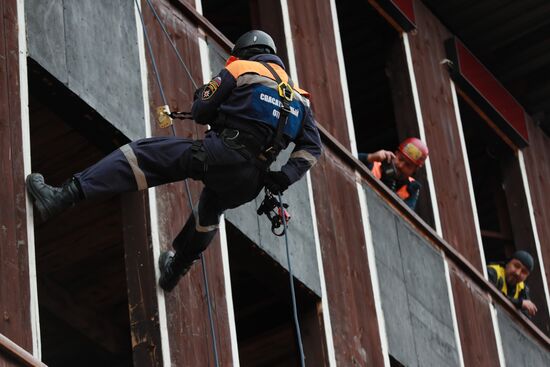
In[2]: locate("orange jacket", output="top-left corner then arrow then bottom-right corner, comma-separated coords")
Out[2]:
371,161 -> 415,201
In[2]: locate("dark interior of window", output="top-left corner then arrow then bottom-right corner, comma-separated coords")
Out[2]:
202,0 -> 288,66
459,94 -> 550,333
459,96 -> 517,262
336,1 -> 403,153
28,59 -> 133,367
202,0 -> 252,43
225,222 -> 325,366
390,354 -> 406,367
336,1 -> 435,226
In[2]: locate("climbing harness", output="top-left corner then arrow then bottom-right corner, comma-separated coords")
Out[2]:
258,60 -> 295,163
136,2 -> 305,365
257,189 -> 291,236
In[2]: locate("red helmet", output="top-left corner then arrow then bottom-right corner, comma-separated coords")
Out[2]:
398,138 -> 429,167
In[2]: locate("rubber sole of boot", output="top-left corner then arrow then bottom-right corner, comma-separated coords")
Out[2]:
26,174 -> 53,222
158,251 -> 179,292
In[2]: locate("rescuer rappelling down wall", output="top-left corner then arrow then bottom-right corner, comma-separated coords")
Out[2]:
25,30 -> 322,293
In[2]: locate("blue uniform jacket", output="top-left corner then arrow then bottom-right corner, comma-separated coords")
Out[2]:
192,54 -> 322,185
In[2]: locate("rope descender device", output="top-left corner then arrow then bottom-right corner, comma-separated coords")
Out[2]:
257,189 -> 291,236
156,105 -> 193,128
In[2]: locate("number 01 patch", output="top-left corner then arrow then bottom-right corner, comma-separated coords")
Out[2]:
202,77 -> 221,100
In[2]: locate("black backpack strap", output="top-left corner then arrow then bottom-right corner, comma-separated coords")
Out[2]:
258,61 -> 294,163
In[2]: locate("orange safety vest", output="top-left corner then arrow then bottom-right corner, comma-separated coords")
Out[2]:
223,59 -> 310,139
225,59 -> 310,97
371,161 -> 414,200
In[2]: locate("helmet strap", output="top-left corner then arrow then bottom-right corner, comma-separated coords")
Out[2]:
234,46 -> 272,60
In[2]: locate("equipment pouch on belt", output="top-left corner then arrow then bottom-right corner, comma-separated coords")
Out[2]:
219,128 -> 273,171
220,129 -> 246,151
189,140 -> 208,180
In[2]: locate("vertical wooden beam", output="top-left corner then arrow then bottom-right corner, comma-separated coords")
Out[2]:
286,0 -> 351,148
310,150 -> 386,366
448,265 -> 500,367
443,257 -> 465,367
501,153 -> 550,330
143,1 -> 234,365
406,1 -> 484,270
281,0 -> 338,364
357,179 -> 391,367
0,0 -> 36,356
521,117 -> 550,319
121,192 -> 164,366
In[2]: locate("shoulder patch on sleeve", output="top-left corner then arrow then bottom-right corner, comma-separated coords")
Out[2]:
202,76 -> 221,100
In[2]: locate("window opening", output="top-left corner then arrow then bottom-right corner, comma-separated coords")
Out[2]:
336,0 -> 403,152
459,96 -> 519,262
336,0 -> 435,225
225,223 -> 327,366
202,0 -> 288,66
28,59 -> 133,366
458,93 -> 550,333
202,0 -> 252,42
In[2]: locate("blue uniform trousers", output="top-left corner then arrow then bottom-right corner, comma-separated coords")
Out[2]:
74,132 -> 264,263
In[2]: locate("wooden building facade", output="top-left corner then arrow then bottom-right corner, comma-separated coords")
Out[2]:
1,0 -> 550,366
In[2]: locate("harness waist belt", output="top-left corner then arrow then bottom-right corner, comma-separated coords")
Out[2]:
219,128 -> 273,170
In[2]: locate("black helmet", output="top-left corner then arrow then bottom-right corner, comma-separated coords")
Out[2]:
231,30 -> 276,58
510,250 -> 535,272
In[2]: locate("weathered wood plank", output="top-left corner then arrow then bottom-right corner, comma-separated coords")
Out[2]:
287,0 -> 351,148
121,191 -> 164,366
0,333 -> 47,367
144,1 -> 233,365
449,264 -> 500,367
310,150 -> 386,366
407,1 -> 483,270
0,0 -> 33,353
523,117 -> 550,323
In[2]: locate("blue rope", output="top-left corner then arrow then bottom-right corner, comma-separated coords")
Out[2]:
135,2 -> 220,366
278,193 -> 306,366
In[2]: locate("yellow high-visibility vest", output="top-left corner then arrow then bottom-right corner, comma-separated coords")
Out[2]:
488,264 -> 525,299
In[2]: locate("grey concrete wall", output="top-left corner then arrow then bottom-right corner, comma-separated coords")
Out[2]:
365,185 -> 460,366
226,145 -> 321,296
497,305 -> 550,366
25,0 -> 146,140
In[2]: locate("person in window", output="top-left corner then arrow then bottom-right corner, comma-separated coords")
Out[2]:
25,30 -> 322,292
359,137 -> 428,210
487,250 -> 538,317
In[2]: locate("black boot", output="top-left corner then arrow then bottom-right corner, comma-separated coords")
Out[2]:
158,211 -> 218,291
26,173 -> 82,222
158,251 -> 196,292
